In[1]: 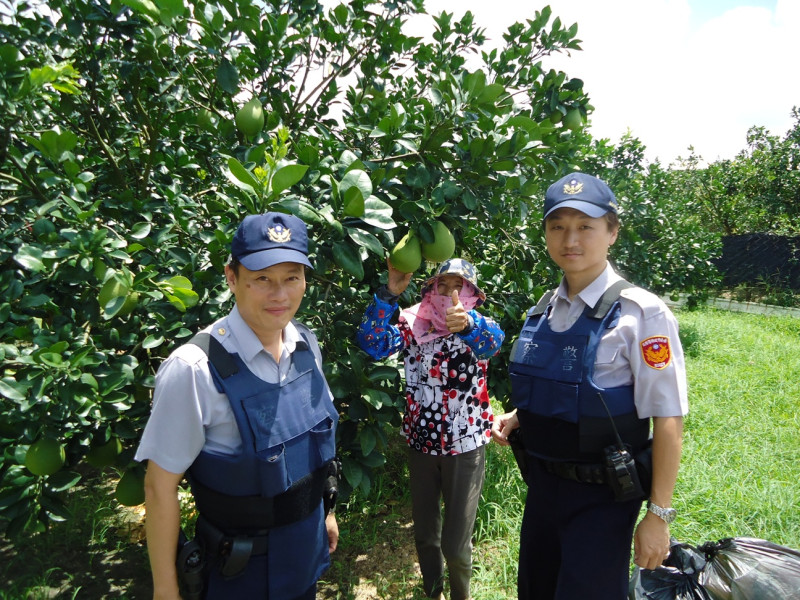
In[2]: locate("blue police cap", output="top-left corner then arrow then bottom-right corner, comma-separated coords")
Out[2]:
231,212 -> 312,270
543,172 -> 618,219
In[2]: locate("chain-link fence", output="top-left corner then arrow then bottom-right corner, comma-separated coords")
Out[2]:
714,234 -> 800,306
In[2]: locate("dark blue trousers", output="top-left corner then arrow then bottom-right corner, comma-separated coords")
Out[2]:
204,553 -> 317,600
518,460 -> 642,600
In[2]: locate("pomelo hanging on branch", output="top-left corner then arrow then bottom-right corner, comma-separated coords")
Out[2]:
563,108 -> 583,132
86,437 -> 122,468
235,97 -> 264,139
115,469 -> 146,506
421,221 -> 455,262
389,231 -> 422,273
24,437 -> 65,476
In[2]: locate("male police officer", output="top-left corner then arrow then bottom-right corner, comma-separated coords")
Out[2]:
136,212 -> 339,600
493,173 -> 687,600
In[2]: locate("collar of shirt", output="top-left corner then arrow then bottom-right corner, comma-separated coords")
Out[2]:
552,262 -> 623,330
226,305 -> 305,365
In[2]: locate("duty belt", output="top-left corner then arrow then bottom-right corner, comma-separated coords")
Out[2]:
538,458 -> 606,485
190,463 -> 328,530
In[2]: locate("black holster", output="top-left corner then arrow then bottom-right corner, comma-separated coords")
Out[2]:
507,428 -> 530,482
177,529 -> 205,600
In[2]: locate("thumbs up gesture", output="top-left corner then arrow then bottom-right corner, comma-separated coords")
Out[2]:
446,289 -> 469,333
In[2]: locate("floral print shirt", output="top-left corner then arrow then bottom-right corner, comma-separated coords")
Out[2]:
357,294 -> 505,455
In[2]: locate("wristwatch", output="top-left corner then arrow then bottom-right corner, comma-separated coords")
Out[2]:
647,501 -> 677,524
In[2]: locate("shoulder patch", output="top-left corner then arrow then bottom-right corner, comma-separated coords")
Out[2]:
640,336 -> 672,370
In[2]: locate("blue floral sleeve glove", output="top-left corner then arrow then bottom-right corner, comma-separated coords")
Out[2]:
357,293 -> 406,360
458,310 -> 505,359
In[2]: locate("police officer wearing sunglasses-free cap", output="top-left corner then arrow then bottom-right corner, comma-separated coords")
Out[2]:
136,213 -> 339,600
493,173 -> 688,600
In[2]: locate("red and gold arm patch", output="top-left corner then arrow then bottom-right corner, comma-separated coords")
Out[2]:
640,336 -> 672,370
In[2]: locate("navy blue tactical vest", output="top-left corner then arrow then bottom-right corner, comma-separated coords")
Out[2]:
188,330 -> 338,599
509,282 -> 650,462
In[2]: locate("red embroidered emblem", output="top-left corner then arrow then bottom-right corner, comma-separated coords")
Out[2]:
640,336 -> 672,370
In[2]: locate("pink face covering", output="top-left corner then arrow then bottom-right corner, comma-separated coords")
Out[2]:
400,279 -> 481,344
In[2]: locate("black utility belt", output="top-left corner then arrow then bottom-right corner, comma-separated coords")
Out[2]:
538,458 -> 607,485
537,448 -> 649,503
190,464 -> 328,531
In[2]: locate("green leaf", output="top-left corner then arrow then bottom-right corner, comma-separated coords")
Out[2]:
0,43 -> 21,68
359,427 -> 376,456
339,170 -> 371,217
216,59 -> 239,95
476,83 -> 506,105
165,276 -> 192,290
40,493 -> 72,521
366,365 -> 400,381
14,245 -> 45,272
332,241 -> 364,280
0,378 -> 27,402
154,0 -> 184,25
123,0 -> 160,19
142,335 -> 165,349
406,164 -> 431,188
342,457 -> 363,488
362,389 -> 384,409
272,164 -> 309,195
347,229 -> 384,257
47,471 -> 81,492
226,157 -> 259,192
170,287 -> 199,309
361,197 -> 395,230
131,222 -> 151,240
19,294 -> 51,308
360,450 -> 386,468
274,198 -> 324,225
342,187 -> 365,217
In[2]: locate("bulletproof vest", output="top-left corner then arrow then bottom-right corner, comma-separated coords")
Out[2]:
186,331 -> 338,599
509,281 -> 650,462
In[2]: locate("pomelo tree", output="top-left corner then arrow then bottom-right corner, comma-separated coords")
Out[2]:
0,0 -> 596,536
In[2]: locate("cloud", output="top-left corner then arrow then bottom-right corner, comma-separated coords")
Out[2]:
413,0 -> 800,165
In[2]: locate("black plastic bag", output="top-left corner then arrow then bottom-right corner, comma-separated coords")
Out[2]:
698,537 -> 800,600
629,540 -> 712,600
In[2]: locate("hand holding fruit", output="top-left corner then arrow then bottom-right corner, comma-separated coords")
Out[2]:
446,289 -> 469,333
387,258 -> 413,296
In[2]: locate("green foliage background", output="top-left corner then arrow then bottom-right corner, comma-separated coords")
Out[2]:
1,0 -> 797,539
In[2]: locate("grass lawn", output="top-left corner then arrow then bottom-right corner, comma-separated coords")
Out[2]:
2,308 -> 799,599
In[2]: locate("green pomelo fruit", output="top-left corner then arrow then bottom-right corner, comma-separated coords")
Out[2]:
235,98 -> 265,138
25,438 -> 66,476
87,437 -> 122,468
118,292 -> 139,317
98,277 -> 128,311
196,108 -> 215,132
389,232 -> 422,273
421,221 -> 456,262
115,470 -> 145,506
563,109 -> 583,132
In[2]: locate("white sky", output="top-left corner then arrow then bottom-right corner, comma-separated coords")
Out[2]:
407,0 -> 800,165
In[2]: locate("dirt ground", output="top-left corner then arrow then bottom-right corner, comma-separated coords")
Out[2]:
319,500 -> 425,600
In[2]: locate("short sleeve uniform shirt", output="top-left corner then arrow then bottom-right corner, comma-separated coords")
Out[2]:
546,263 -> 688,419
134,305 -> 326,474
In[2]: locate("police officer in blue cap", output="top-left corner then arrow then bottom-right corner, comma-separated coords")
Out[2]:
136,212 -> 339,599
493,173 -> 688,600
